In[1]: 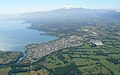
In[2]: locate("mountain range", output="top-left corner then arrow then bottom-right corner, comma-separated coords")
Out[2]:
20,7 -> 120,24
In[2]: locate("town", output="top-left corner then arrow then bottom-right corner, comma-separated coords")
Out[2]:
25,32 -> 103,63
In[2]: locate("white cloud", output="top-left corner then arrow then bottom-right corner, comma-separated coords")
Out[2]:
115,9 -> 120,12
0,7 -> 46,15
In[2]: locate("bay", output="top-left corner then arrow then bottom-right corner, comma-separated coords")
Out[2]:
0,20 -> 57,51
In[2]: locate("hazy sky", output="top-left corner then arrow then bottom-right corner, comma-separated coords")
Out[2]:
0,0 -> 120,15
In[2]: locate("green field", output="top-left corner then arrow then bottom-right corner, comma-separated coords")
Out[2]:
1,27 -> 120,75
29,33 -> 120,75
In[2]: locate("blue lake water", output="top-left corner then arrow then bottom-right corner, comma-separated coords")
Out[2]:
0,20 -> 57,51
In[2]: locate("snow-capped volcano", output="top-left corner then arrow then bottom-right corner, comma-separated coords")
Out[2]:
63,4 -> 74,9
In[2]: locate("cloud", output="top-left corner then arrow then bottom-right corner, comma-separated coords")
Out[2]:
115,9 -> 120,12
0,7 -> 39,15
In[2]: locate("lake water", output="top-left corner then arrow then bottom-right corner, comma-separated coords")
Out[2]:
0,20 -> 57,51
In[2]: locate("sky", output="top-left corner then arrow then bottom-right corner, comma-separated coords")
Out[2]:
0,0 -> 120,15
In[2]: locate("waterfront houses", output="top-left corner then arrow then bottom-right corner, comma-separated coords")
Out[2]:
25,35 -> 83,62
25,34 -> 103,63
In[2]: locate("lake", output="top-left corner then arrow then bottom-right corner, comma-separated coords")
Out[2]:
0,20 -> 57,51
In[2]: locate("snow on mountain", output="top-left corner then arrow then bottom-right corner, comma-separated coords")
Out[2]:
63,4 -> 74,9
